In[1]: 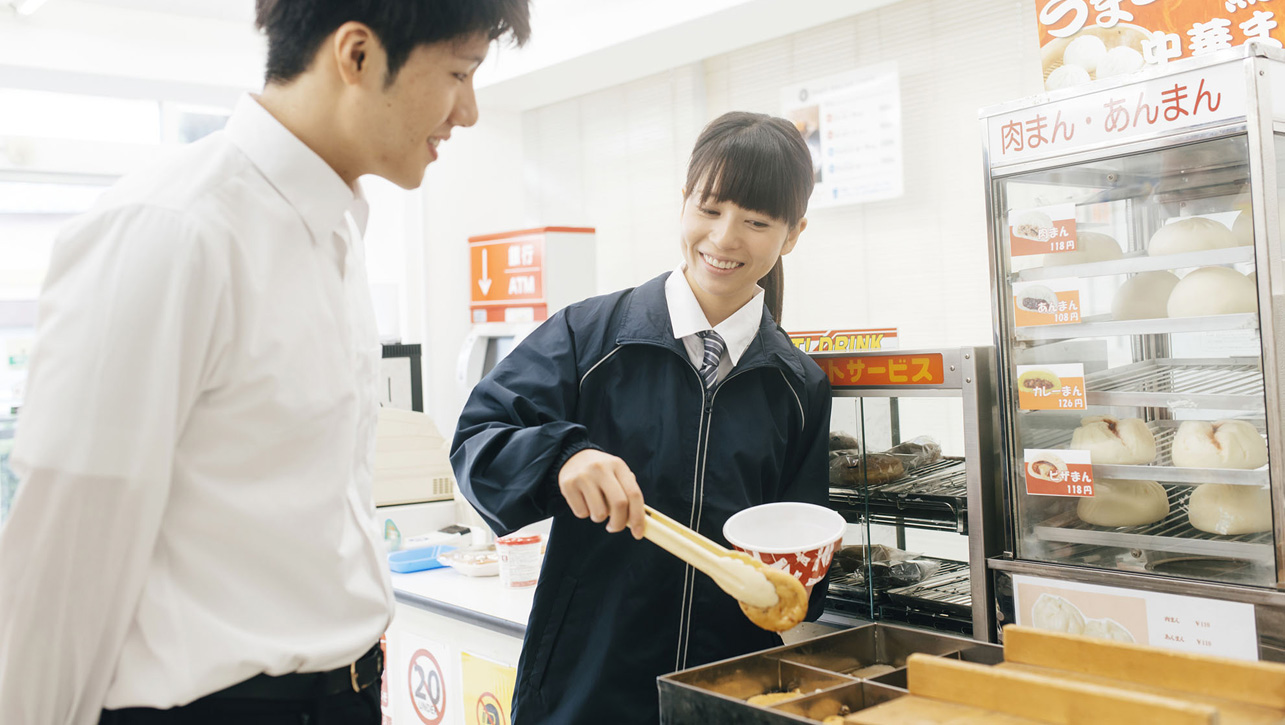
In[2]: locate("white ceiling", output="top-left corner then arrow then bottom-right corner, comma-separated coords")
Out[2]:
68,0 -> 256,24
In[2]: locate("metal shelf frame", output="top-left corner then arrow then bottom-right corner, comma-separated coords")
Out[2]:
982,45 -> 1285,618
1083,357 -> 1265,410
1013,246 -> 1255,283
1015,312 -> 1259,343
1022,419 -> 1269,486
810,347 -> 1002,642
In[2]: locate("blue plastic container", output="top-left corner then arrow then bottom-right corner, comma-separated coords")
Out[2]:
388,545 -> 456,573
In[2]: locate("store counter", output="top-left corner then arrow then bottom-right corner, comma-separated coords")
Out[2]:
391,567 -> 533,637
384,566 -> 532,725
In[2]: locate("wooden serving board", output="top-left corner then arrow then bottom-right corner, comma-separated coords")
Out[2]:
843,695 -> 1044,724
1004,625 -> 1285,712
905,654 -> 1216,725
998,662 -> 1285,725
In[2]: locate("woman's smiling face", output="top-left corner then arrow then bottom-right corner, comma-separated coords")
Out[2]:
679,190 -> 802,316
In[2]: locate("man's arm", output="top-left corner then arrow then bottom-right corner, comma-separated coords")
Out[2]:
0,205 -> 226,724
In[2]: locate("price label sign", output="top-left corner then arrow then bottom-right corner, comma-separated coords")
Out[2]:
1009,203 -> 1077,257
1016,363 -> 1086,411
1024,448 -> 1094,497
1014,282 -> 1082,327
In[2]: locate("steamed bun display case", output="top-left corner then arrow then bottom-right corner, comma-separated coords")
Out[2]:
981,43 -> 1285,661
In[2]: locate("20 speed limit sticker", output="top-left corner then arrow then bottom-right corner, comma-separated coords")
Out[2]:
408,649 -> 446,725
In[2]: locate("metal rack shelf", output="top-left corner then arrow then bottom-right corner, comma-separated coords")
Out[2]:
829,458 -> 969,533
887,562 -> 972,619
1015,313 -> 1258,342
1013,246 -> 1256,283
1084,357 -> 1265,411
1031,486 -> 1274,565
1022,420 -> 1269,485
827,557 -> 973,635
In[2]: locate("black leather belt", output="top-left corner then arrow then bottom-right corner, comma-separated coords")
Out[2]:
208,643 -> 383,701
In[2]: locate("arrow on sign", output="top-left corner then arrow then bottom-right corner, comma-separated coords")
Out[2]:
478,249 -> 492,295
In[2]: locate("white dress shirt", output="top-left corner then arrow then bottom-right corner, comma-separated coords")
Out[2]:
664,264 -> 765,383
0,95 -> 393,723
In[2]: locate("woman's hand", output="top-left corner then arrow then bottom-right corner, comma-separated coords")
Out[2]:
558,449 -> 646,539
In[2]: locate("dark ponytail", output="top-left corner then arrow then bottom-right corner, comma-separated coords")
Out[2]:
759,258 -> 784,323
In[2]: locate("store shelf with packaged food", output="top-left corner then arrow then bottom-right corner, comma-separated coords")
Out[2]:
981,44 -> 1285,657
809,347 -> 1002,642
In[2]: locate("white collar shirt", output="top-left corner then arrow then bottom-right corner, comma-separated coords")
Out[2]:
0,94 -> 392,722
664,264 -> 764,384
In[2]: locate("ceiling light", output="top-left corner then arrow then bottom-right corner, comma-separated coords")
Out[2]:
12,0 -> 51,16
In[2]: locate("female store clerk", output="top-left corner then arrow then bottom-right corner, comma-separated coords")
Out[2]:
450,111 -> 831,725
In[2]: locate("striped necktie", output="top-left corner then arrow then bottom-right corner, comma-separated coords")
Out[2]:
696,330 -> 725,389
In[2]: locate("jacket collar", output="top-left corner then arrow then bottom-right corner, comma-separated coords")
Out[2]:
615,273 -> 809,388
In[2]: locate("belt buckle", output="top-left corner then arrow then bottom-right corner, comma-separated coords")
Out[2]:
350,660 -> 361,693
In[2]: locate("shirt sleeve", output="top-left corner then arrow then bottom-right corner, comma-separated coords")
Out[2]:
777,367 -> 833,621
449,310 -> 589,536
0,204 -> 226,725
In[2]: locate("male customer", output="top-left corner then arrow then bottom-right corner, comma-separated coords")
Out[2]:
0,2 -> 529,723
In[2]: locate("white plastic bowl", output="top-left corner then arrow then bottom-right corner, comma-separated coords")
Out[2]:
723,502 -> 845,553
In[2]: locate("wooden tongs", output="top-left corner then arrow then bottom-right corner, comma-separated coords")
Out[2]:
642,505 -> 779,608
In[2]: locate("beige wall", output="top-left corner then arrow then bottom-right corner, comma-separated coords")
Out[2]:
421,0 -> 1044,437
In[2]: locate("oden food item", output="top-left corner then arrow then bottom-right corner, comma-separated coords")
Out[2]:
1017,369 -> 1061,394
1188,484 -> 1273,535
1167,266 -> 1257,317
1031,593 -> 1086,635
738,558 -> 808,632
1148,217 -> 1237,256
1042,231 -> 1123,266
746,690 -> 801,706
1111,270 -> 1179,320
1171,420 -> 1268,469
1076,479 -> 1169,527
1071,416 -> 1156,465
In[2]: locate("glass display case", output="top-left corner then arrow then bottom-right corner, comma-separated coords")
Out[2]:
982,44 -> 1285,659
808,347 -> 1001,641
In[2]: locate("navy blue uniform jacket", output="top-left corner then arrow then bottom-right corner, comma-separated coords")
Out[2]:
450,273 -> 832,724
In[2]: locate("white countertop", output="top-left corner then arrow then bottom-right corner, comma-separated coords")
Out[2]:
391,565 -> 536,631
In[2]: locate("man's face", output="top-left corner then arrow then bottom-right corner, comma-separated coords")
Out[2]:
352,31 -> 490,189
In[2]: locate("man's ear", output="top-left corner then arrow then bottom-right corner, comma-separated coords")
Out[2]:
332,21 -> 378,86
780,217 -> 807,256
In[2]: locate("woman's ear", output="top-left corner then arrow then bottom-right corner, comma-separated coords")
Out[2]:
780,217 -> 808,256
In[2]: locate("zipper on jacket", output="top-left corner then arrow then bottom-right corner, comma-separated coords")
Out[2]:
618,340 -> 791,671
678,367 -> 762,670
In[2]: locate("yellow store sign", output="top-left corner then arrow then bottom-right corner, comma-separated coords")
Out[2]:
461,652 -> 516,725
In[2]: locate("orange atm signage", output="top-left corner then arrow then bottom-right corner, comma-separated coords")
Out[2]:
815,353 -> 945,388
469,235 -> 545,306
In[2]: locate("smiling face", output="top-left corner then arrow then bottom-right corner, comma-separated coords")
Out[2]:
343,31 -> 489,188
679,188 -> 804,323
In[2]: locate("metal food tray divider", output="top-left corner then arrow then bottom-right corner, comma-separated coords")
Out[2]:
658,622 -> 1002,724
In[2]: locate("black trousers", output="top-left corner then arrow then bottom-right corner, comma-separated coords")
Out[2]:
98,677 -> 381,725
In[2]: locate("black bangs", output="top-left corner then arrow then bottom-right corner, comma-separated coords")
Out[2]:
684,112 -> 814,228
